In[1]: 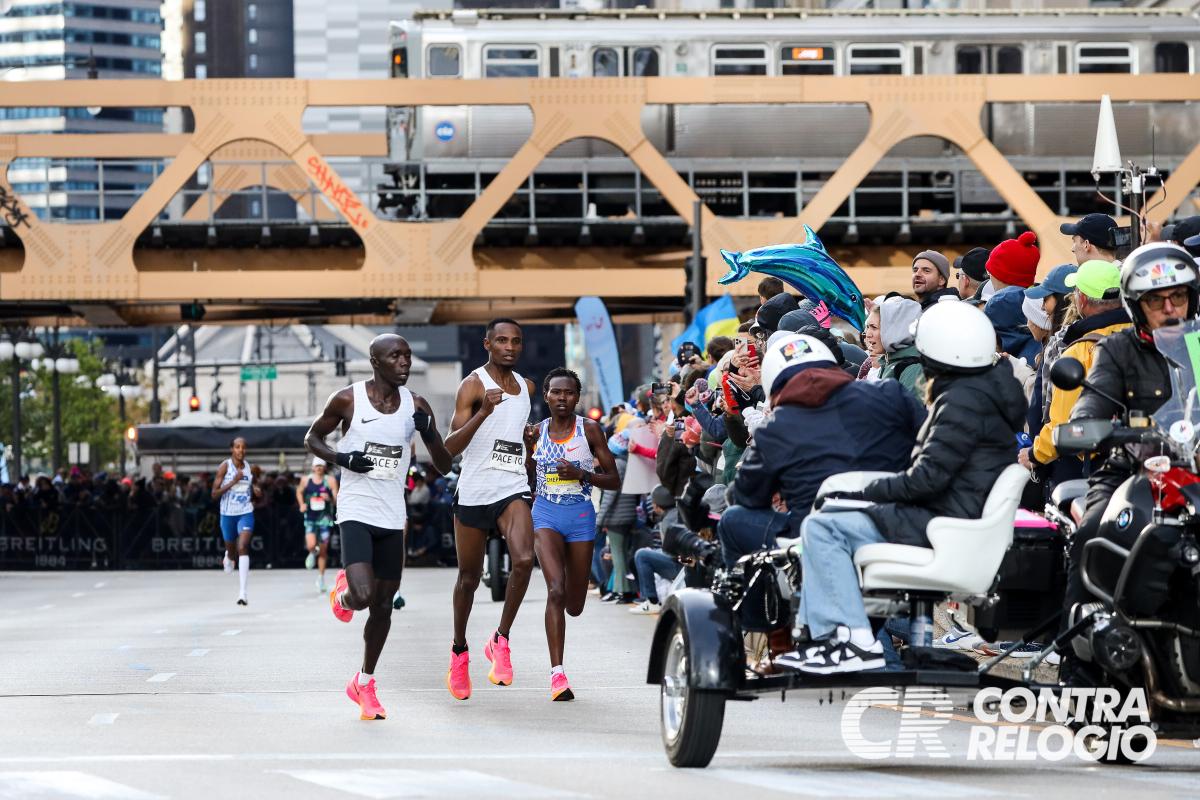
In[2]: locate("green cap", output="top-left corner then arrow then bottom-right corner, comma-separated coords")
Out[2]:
1065,259 -> 1121,300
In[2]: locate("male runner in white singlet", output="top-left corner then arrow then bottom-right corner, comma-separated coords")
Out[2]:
304,334 -> 451,720
444,318 -> 537,701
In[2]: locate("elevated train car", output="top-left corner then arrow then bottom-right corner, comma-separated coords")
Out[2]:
383,8 -> 1200,242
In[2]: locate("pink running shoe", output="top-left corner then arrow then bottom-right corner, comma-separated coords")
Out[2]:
329,569 -> 352,623
346,673 -> 386,720
484,632 -> 513,686
446,648 -> 471,700
551,671 -> 574,702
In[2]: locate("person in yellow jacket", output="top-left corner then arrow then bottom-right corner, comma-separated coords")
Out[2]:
1020,259 -> 1129,474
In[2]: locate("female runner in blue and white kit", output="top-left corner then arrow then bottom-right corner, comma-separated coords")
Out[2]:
526,368 -> 619,700
211,437 -> 261,606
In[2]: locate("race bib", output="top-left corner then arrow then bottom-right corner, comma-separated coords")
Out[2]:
309,497 -> 327,511
544,470 -> 581,497
231,477 -> 251,504
488,440 -> 525,474
363,442 -> 405,481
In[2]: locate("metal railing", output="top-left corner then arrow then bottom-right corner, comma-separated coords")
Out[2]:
6,155 -> 1197,233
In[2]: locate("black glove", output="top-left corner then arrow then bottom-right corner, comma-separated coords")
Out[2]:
336,451 -> 374,474
413,409 -> 431,433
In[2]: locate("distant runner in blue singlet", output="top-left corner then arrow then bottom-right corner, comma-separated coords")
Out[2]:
212,437 -> 261,606
526,367 -> 620,701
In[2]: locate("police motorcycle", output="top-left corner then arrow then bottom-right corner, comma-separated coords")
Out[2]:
1045,318 -> 1200,745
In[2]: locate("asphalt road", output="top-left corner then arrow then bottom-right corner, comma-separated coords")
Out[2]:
2,568 -> 1199,799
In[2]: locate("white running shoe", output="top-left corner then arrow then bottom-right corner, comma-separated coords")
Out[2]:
316,576 -> 327,594
628,600 -> 661,615
305,550 -> 317,570
934,623 -> 984,651
223,555 -> 234,574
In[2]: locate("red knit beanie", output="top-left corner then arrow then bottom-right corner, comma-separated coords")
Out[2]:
985,231 -> 1039,288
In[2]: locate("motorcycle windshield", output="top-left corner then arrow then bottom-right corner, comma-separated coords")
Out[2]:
1151,319 -> 1200,457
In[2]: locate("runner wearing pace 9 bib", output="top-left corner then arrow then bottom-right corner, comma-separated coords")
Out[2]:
444,318 -> 537,701
526,368 -> 620,701
303,334 -> 452,721
212,437 -> 261,606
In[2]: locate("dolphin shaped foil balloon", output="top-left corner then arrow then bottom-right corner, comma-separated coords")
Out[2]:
717,225 -> 866,331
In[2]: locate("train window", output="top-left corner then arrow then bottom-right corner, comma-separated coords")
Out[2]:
593,48 -> 620,78
1075,43 -> 1135,74
630,47 -> 659,77
956,46 -> 983,75
484,46 -> 540,78
996,46 -> 1022,74
427,45 -> 460,78
712,45 -> 768,76
780,45 -> 834,75
1155,42 -> 1190,74
847,44 -> 904,76
956,45 -> 1023,75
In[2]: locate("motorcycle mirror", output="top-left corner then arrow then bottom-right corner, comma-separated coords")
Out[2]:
1050,357 -> 1086,391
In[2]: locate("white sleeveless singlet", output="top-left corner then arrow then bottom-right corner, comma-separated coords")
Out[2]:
335,381 -> 415,530
218,459 -> 254,516
456,366 -> 532,506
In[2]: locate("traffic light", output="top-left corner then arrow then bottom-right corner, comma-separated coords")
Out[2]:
188,394 -> 200,412
334,344 -> 347,377
125,426 -> 137,442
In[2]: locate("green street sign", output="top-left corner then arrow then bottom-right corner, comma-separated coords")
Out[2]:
241,365 -> 277,381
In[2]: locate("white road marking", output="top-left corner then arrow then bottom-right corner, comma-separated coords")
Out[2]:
708,769 -> 1011,798
146,673 -> 175,683
35,604 -> 54,611
278,769 -> 581,799
152,629 -> 167,635
93,582 -> 107,589
0,771 -> 162,799
186,649 -> 209,657
0,751 -> 792,765
220,629 -> 240,636
71,592 -> 85,598
87,714 -> 119,726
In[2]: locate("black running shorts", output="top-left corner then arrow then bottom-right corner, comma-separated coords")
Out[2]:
453,491 -> 532,532
339,520 -> 405,581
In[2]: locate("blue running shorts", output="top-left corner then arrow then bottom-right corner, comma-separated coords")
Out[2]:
532,497 -> 597,543
219,512 -> 255,542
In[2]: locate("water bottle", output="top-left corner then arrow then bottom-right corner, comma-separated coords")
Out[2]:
910,613 -> 933,648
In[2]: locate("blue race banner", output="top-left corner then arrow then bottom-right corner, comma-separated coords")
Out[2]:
574,297 -> 625,412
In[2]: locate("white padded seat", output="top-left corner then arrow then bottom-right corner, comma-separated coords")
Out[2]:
850,464 -> 1029,595
854,543 -> 933,568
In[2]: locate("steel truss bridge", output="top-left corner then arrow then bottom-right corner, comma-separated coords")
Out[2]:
0,75 -> 1197,325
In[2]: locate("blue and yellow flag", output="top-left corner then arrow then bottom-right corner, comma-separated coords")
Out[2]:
672,295 -> 740,357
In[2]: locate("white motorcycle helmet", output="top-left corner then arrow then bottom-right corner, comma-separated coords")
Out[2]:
761,333 -> 837,401
1119,242 -> 1200,335
913,300 -> 996,373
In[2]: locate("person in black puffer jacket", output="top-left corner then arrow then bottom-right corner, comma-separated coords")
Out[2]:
775,301 -> 1025,675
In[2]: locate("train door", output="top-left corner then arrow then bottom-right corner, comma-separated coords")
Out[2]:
418,43 -> 468,160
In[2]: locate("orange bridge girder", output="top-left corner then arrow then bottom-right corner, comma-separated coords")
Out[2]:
0,75 -> 1196,309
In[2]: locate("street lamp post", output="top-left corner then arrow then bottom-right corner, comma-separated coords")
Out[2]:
99,359 -> 143,477
0,334 -> 46,480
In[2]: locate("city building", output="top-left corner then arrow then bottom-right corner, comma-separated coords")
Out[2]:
0,0 -> 165,220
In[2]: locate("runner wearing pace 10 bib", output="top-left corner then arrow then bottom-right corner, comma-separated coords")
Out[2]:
443,318 -> 538,702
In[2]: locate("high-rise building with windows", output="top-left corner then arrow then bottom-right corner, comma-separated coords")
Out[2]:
0,0 -> 165,220
182,0 -> 293,81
